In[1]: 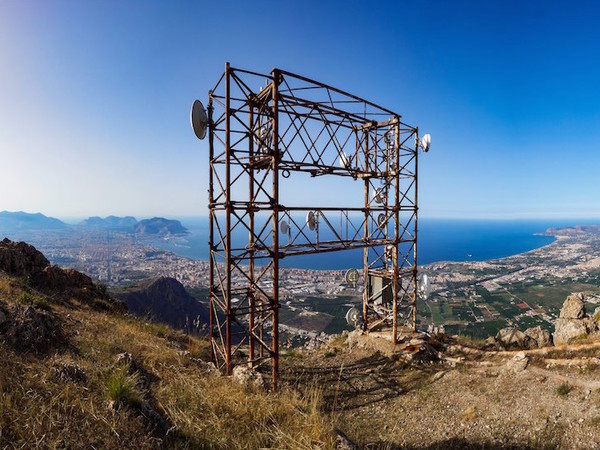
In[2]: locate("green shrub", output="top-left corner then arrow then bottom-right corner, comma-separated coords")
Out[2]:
106,367 -> 142,407
557,382 -> 572,397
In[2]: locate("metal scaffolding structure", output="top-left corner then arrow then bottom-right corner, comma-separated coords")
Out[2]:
205,63 -> 420,389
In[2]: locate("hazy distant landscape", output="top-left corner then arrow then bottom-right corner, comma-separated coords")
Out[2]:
3,210 -> 600,344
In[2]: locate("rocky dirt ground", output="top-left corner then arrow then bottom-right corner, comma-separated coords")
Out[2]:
282,330 -> 600,449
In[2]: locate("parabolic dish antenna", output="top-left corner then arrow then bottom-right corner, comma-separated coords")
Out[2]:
190,100 -> 208,140
345,307 -> 361,327
339,151 -> 349,169
420,134 -> 431,152
373,188 -> 386,204
377,213 -> 387,228
385,244 -> 394,261
280,220 -> 290,235
345,268 -> 359,287
306,211 -> 317,231
418,273 -> 431,300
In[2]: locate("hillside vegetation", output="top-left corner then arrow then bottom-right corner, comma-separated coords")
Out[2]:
0,239 -> 333,449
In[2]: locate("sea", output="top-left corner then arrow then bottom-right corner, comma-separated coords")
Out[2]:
151,217 -> 597,270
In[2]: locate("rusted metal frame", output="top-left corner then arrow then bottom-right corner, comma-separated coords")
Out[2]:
209,162 -> 227,203
208,93 -> 216,364
362,130 -> 370,331
210,301 -> 227,367
392,118 -> 401,343
279,100 -> 332,165
227,263 -> 273,310
277,100 -> 316,159
279,93 -> 371,131
229,108 -> 275,155
210,253 -> 228,311
282,214 -> 320,253
228,209 -> 273,254
223,63 -> 234,376
412,130 -> 419,331
277,108 -> 361,129
229,313 -> 274,358
313,109 -> 351,167
271,68 -> 281,390
228,65 -> 274,81
277,68 -> 399,117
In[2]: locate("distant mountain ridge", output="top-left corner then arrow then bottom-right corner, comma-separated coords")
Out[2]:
0,211 -> 68,231
0,211 -> 188,237
134,217 -> 188,236
81,215 -> 138,230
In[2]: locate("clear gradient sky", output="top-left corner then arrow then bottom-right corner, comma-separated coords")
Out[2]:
1,1 -> 600,219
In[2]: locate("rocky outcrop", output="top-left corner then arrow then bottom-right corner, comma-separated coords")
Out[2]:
115,277 -> 208,332
554,293 -> 597,345
524,326 -> 553,348
0,238 -> 121,309
0,301 -> 66,353
560,293 -> 586,319
496,327 -> 532,348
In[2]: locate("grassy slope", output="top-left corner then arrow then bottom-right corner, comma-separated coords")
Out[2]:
0,274 -> 334,449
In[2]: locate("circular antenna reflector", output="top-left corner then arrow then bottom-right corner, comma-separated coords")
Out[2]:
377,213 -> 386,228
280,220 -> 290,234
418,273 -> 431,300
420,134 -> 431,152
345,307 -> 361,327
191,100 -> 208,140
373,188 -> 385,204
306,211 -> 316,231
345,268 -> 359,286
339,151 -> 349,169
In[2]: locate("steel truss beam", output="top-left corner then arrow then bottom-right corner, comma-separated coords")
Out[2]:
207,63 -> 419,389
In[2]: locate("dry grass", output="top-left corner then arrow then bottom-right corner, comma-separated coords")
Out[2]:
0,278 -> 335,449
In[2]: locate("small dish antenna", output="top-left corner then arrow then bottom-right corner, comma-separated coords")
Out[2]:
385,244 -> 394,261
190,100 -> 208,140
373,188 -> 386,204
280,220 -> 290,235
418,273 -> 431,300
420,134 -> 431,152
339,151 -> 350,169
377,213 -> 387,228
345,307 -> 361,328
306,211 -> 317,231
345,268 -> 359,287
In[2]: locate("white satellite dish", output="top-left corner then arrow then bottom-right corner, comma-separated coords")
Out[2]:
280,220 -> 290,235
339,151 -> 349,169
345,268 -> 359,287
190,100 -> 208,140
306,211 -> 317,231
373,188 -> 386,204
420,134 -> 431,152
345,307 -> 361,327
418,273 -> 431,300
377,213 -> 387,228
385,244 -> 394,261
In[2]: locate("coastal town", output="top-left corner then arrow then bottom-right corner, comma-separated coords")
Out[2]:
6,223 -> 600,341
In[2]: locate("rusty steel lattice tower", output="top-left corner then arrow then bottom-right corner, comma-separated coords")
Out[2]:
203,63 -> 423,389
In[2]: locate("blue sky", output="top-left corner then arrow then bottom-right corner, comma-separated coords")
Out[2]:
1,0 -> 599,219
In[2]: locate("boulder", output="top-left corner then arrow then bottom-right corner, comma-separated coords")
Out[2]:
496,327 -> 532,348
232,365 -> 265,389
524,326 -> 553,348
505,351 -> 529,373
554,319 -> 589,345
1,304 -> 65,353
559,293 -> 586,319
593,306 -> 600,325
